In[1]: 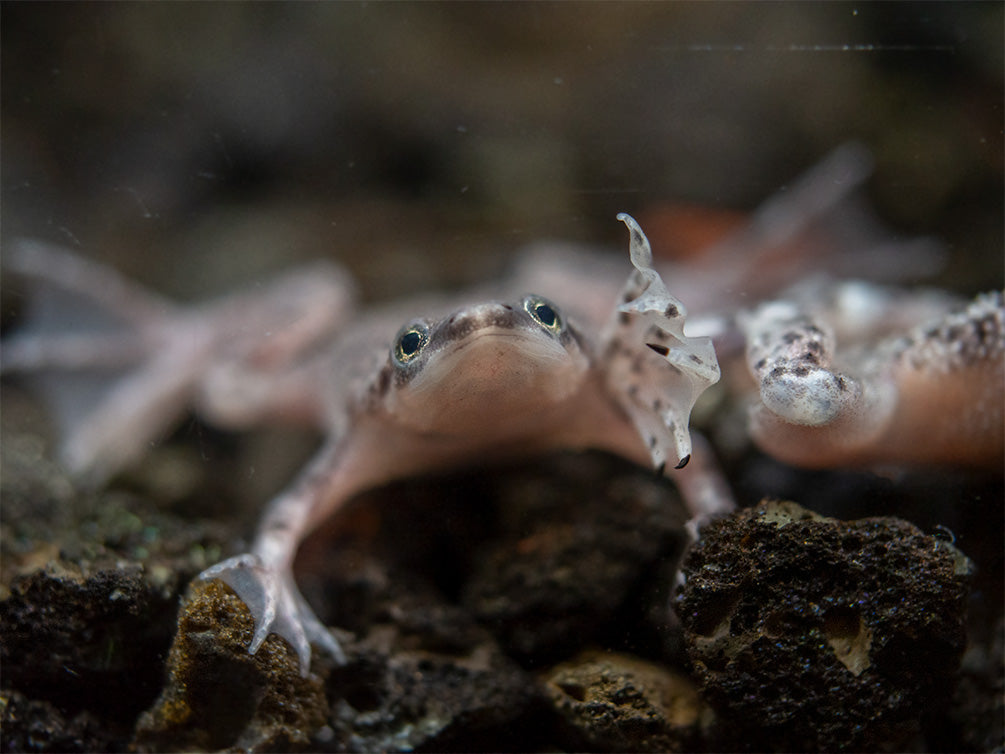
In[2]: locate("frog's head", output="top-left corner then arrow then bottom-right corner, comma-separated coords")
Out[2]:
382,295 -> 590,436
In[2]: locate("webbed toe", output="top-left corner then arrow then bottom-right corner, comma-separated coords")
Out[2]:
198,553 -> 346,676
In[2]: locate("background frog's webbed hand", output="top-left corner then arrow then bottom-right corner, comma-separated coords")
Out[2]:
740,286 -> 1004,468
601,214 -> 721,473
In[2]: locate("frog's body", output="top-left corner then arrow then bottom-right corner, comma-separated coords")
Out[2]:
3,145 -> 1001,676
2,215 -> 722,674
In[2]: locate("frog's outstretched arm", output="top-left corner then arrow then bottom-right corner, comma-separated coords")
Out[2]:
198,437 -> 352,673
741,288 -> 1004,468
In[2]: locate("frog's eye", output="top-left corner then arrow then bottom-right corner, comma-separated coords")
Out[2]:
523,295 -> 563,334
392,322 -> 430,365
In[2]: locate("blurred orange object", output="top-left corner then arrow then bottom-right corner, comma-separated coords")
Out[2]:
639,203 -> 748,261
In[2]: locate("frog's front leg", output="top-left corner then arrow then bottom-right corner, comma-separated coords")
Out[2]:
198,438 -> 351,676
740,288 -> 1004,468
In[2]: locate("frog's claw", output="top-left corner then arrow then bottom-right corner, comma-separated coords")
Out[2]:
198,553 -> 345,676
603,214 -> 721,471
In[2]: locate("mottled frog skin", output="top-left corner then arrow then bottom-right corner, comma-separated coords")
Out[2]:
3,145 -> 1001,675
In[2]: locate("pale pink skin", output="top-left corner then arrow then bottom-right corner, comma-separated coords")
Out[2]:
3,144 -> 1000,675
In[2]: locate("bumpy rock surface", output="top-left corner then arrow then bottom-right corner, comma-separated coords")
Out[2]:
677,500 -> 973,752
542,650 -> 709,752
133,579 -> 329,752
1,384 -> 692,753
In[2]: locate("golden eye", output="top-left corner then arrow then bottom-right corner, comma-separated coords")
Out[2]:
393,322 -> 429,364
523,295 -> 563,334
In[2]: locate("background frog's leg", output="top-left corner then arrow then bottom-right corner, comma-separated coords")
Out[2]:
2,241 -> 355,483
869,290 -> 1003,467
600,214 -> 720,472
741,290 -> 1004,468
192,262 -> 358,429
675,143 -> 945,304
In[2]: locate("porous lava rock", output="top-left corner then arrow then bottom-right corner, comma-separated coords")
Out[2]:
677,500 -> 972,752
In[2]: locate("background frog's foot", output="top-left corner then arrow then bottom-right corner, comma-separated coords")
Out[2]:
2,241 -> 353,484
602,215 -> 721,471
740,291 -> 1004,469
1,241 -> 204,483
198,553 -> 346,676
740,300 -> 896,467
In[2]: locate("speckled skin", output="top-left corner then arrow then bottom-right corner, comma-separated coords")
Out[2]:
741,283 -> 1004,468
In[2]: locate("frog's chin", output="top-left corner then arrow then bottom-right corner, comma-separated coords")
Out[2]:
390,329 -> 588,435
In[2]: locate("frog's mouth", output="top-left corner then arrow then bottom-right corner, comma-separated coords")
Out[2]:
393,327 -> 587,434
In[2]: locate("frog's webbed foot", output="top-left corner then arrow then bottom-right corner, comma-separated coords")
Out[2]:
2,241 -> 354,484
1,241 -> 202,482
740,288 -> 1004,468
603,214 -> 721,473
198,553 -> 346,676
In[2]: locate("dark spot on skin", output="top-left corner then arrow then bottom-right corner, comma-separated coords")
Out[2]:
622,291 -> 635,304
675,454 -> 691,470
375,366 -> 391,396
805,340 -> 823,353
793,366 -> 810,377
646,343 -> 670,357
975,314 -> 998,343
836,375 -> 848,392
649,435 -> 658,449
769,366 -> 786,379
618,311 -> 631,326
782,331 -> 802,344
690,354 -> 703,364
754,358 -> 767,370
806,325 -> 824,336
651,328 -> 670,341
630,357 -> 644,374
627,384 -> 639,398
652,399 -> 663,411
665,303 -> 679,318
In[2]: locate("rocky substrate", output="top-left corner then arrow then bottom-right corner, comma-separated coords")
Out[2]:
2,393 -> 1000,752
